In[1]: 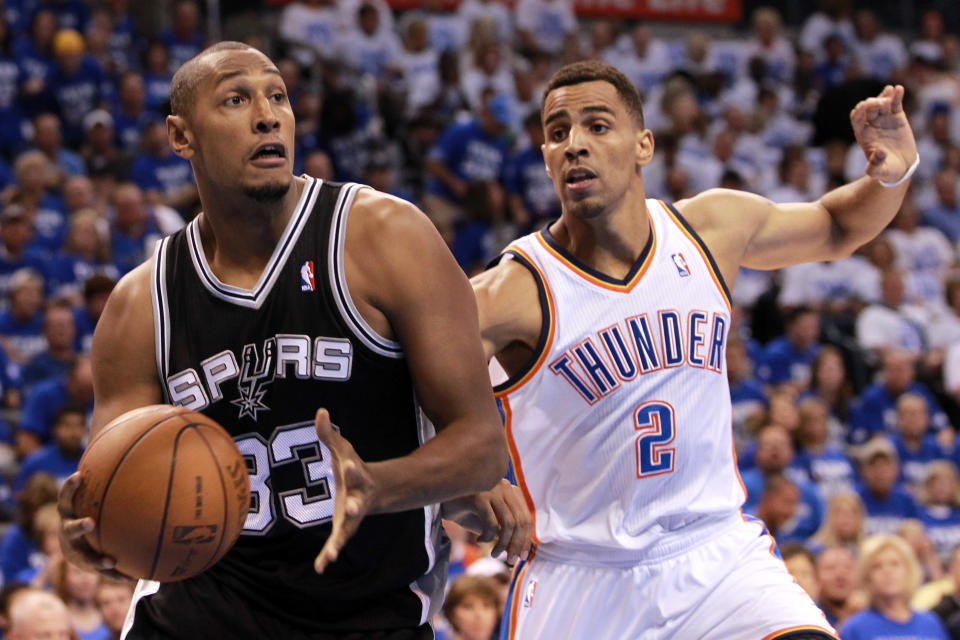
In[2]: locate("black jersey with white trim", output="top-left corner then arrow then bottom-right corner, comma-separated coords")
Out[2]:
142,177 -> 448,636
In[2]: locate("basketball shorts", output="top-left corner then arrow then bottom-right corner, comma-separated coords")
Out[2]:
500,516 -> 837,640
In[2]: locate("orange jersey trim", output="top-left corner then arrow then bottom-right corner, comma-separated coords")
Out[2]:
660,200 -> 732,312
506,557 -> 533,640
763,625 -> 839,640
494,247 -> 556,397
499,397 -> 541,547
534,220 -> 657,293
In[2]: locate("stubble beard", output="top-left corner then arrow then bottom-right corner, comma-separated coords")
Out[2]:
243,178 -> 292,203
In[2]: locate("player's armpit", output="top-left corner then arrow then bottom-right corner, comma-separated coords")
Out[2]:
89,261 -> 164,439
343,191 -> 508,513
471,258 -> 542,362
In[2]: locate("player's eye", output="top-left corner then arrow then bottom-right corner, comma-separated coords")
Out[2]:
591,123 -> 609,133
224,95 -> 243,106
550,128 -> 567,141
271,92 -> 286,103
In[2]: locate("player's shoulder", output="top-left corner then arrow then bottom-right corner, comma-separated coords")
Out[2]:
346,188 -> 438,250
109,260 -> 155,311
471,255 -> 542,345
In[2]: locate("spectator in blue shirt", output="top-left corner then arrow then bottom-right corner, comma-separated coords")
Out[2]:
856,436 -> 921,536
11,149 -> 68,255
19,353 -> 92,455
931,546 -> 960,637
727,335 -> 767,445
505,109 -> 561,233
47,28 -> 111,146
159,0 -> 204,72
31,112 -> 85,179
0,15 -> 25,153
816,545 -> 861,629
13,403 -> 85,493
923,169 -> 960,243
15,9 -> 58,116
890,393 -> 945,491
38,0 -> 90,33
0,267 -> 46,370
919,460 -> 960,565
811,492 -> 865,554
802,345 -> 855,443
73,274 -> 114,353
424,92 -> 513,241
141,39 -> 172,114
0,204 -> 49,303
112,71 -> 151,153
840,534 -> 948,639
109,183 -> 163,275
795,397 -> 857,501
849,349 -> 949,445
47,208 -> 118,301
756,305 -> 821,388
0,471 -> 58,581
129,121 -> 197,212
20,300 -> 76,392
104,0 -> 141,74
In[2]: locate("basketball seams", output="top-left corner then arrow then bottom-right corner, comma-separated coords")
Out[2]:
148,421 -> 194,580
190,424 -> 232,576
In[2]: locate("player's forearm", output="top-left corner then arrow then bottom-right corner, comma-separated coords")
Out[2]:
365,417 -> 508,514
817,172 -> 911,253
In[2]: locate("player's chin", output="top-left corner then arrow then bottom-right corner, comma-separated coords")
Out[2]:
241,175 -> 293,204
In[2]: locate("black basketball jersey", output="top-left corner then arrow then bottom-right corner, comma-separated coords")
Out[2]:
135,178 -> 448,638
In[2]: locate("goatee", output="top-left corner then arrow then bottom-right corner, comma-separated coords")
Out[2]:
244,182 -> 291,203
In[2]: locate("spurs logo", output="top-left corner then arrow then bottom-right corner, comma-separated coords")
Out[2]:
230,338 -> 276,420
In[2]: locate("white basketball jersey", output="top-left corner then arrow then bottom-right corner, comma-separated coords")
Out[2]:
496,200 -> 746,563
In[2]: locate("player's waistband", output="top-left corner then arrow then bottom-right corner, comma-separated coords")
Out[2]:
533,512 -> 742,568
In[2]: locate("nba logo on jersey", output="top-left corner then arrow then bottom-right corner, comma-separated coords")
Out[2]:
523,579 -> 537,608
300,261 -> 316,292
671,252 -> 691,277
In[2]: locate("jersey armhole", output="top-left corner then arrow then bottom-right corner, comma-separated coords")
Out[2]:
150,236 -> 171,401
661,200 -> 733,310
492,248 -> 555,396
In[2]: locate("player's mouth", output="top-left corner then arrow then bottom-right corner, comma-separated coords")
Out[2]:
565,167 -> 597,192
249,142 -> 287,168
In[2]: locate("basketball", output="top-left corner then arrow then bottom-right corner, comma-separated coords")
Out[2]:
73,405 -> 250,582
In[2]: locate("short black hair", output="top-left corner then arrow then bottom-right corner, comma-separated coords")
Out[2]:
542,60 -> 644,128
170,41 -> 257,117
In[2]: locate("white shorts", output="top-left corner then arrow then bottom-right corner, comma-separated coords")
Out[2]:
500,516 -> 837,640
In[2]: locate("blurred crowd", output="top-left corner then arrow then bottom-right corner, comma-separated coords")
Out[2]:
0,0 -> 955,638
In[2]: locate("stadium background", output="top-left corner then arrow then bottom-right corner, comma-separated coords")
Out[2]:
0,0 -> 959,638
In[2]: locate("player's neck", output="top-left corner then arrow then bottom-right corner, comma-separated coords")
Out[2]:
195,177 -> 306,287
551,193 -> 651,281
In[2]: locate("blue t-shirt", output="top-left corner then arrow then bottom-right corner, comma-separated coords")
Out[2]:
0,248 -> 49,302
143,71 -> 172,114
794,447 -> 857,499
25,192 -> 68,254
46,254 -> 119,299
19,352 -> 70,392
840,608 -> 948,640
13,442 -> 82,492
130,151 -> 193,198
0,309 -> 45,364
426,120 -> 511,202
0,54 -> 24,150
113,109 -> 153,152
891,433 -> 947,488
849,382 -> 949,445
504,145 -> 560,227
40,0 -> 90,32
48,55 -> 110,145
756,337 -> 820,386
857,483 -> 920,535
921,504 -> 960,561
78,624 -> 111,640
111,213 -> 161,275
73,306 -> 96,353
0,523 -> 36,583
107,14 -> 140,72
20,375 -> 69,440
159,30 -> 204,73
740,467 -> 823,541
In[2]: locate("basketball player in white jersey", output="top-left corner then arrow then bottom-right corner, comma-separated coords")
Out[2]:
473,61 -> 918,639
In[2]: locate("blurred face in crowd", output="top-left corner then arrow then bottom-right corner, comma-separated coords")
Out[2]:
64,562 -> 99,604
817,547 -> 857,602
814,347 -> 845,390
64,176 -> 95,212
866,545 -> 912,602
828,495 -> 862,541
882,351 -> 915,395
767,392 -> 800,433
120,72 -> 146,112
44,306 -> 76,351
755,425 -> 793,472
15,153 -> 52,194
96,583 -> 134,633
8,594 -> 72,640
934,170 -> 957,207
11,278 -> 43,319
33,114 -> 62,154
787,311 -> 819,349
862,454 -> 899,496
450,593 -> 498,640
67,356 -> 94,404
1,217 -> 32,254
53,411 -> 85,458
113,184 -> 147,232
784,553 -> 819,601
174,1 -> 200,37
798,399 -> 828,447
169,47 -> 295,205
759,479 -> 798,530
925,465 -> 957,506
880,271 -> 905,307
541,80 -> 652,222
144,42 -> 169,74
31,11 -> 57,48
896,394 -> 929,440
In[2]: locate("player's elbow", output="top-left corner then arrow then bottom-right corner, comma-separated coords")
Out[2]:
471,425 -> 510,491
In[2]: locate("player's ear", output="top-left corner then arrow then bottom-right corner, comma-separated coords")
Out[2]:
167,115 -> 195,160
636,129 -> 654,171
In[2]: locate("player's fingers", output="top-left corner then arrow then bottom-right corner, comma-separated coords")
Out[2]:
57,473 -> 82,518
313,408 -> 337,449
60,529 -> 116,571
489,497 -> 516,559
314,541 -> 338,574
502,484 -> 533,561
891,85 -> 904,113
61,516 -> 95,540
475,500 -> 499,543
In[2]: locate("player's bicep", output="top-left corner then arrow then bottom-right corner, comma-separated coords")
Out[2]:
742,200 -> 841,270
470,260 -> 541,362
90,264 -> 163,436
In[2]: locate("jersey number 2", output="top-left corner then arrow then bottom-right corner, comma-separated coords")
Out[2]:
235,422 -> 336,535
634,401 -> 676,478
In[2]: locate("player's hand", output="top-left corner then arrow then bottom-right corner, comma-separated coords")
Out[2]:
56,473 -> 132,582
313,408 -> 377,574
442,479 -> 532,564
850,84 -> 918,184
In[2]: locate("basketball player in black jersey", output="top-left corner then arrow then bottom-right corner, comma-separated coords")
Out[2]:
55,42 -> 531,639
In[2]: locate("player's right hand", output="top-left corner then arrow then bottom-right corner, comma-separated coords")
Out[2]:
57,473 -> 132,581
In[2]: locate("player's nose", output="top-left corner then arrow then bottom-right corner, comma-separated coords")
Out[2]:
563,126 -> 588,160
252,94 -> 280,133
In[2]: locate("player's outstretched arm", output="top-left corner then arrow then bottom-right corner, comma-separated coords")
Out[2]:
314,191 -> 509,571
677,84 -> 917,275
58,262 -> 163,580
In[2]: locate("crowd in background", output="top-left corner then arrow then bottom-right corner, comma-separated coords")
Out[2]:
0,0 -> 956,638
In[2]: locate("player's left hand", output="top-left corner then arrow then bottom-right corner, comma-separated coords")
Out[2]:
442,478 -> 532,564
313,408 -> 377,574
850,84 -> 918,184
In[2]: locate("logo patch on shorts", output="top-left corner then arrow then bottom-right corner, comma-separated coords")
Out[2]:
522,579 -> 537,608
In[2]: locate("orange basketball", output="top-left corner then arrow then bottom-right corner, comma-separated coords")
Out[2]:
74,405 -> 250,582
